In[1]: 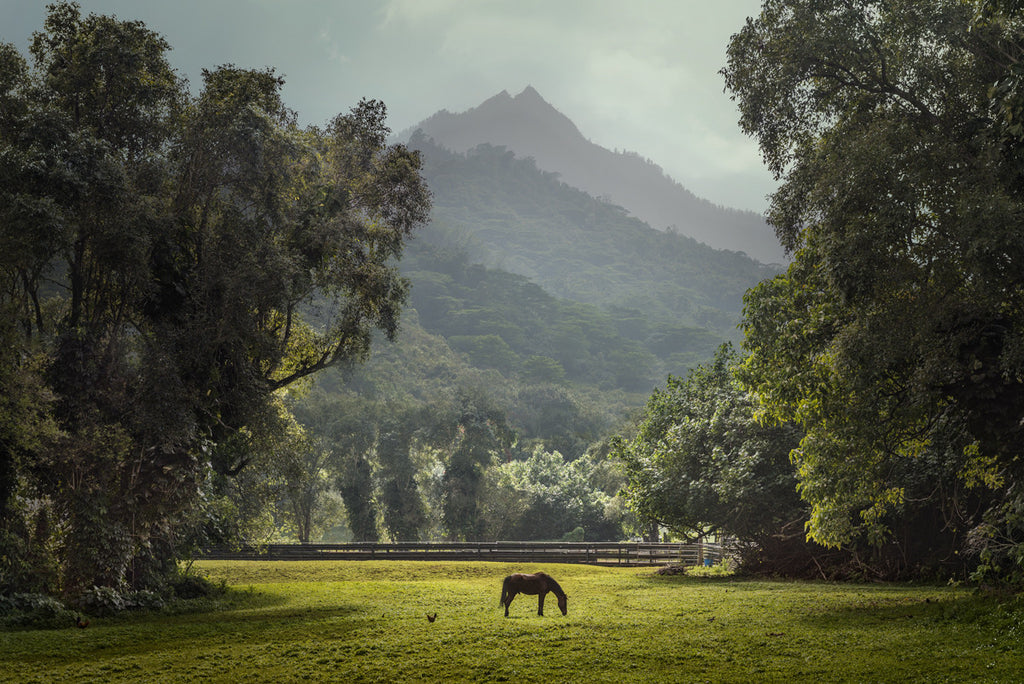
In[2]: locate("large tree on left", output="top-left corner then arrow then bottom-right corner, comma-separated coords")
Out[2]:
0,2 -> 429,596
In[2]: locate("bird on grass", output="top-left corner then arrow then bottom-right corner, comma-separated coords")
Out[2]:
75,615 -> 90,628
426,613 -> 437,623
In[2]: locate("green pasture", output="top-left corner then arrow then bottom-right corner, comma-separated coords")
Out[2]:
2,561 -> 1023,683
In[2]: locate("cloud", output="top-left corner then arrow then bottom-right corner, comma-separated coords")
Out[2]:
2,0 -> 774,211
381,0 -> 465,25
353,0 -> 774,208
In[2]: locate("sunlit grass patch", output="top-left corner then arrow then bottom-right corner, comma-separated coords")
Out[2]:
2,561 -> 1022,682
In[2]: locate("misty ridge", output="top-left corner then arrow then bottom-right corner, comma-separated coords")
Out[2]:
398,85 -> 787,265
380,85 -> 781,395
402,135 -> 773,342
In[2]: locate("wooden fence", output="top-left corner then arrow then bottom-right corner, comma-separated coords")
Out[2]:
199,541 -> 727,567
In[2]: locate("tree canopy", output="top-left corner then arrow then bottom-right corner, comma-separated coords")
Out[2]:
614,346 -> 807,564
723,0 -> 1024,578
0,1 -> 429,596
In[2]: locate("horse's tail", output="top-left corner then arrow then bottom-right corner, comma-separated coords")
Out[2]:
500,576 -> 510,605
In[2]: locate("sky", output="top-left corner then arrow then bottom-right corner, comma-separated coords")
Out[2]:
1,0 -> 776,213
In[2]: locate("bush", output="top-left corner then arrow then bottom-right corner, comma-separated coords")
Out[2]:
0,593 -> 78,629
0,575 -> 224,629
126,590 -> 166,611
76,586 -> 170,616
169,573 -> 225,600
77,586 -> 127,616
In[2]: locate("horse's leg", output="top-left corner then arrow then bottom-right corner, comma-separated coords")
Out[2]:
504,591 -> 515,617
538,590 -> 546,616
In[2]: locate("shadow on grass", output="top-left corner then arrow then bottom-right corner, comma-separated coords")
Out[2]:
0,588 -> 291,634
635,572 -> 773,589
57,587 -> 365,641
797,590 -> 1024,633
1,601 -> 371,671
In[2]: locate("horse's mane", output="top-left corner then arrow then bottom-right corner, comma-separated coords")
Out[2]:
545,576 -> 566,598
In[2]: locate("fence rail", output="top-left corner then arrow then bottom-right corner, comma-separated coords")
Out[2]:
199,541 -> 726,567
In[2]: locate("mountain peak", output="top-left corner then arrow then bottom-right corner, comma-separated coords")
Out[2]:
479,85 -> 563,118
515,85 -> 543,101
416,86 -> 585,154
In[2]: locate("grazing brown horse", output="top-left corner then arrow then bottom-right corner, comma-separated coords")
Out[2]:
500,572 -> 568,617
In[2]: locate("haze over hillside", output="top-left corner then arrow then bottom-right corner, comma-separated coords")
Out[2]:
407,137 -> 773,339
404,86 -> 787,265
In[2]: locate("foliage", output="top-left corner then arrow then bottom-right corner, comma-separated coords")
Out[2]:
0,2 -> 428,596
723,0 -> 1024,579
285,392 -> 378,542
0,593 -> 78,630
251,405 -> 345,544
375,409 -> 429,541
615,346 -> 810,567
168,572 -> 226,600
429,391 -> 510,541
284,320 -> 636,543
481,447 -> 626,541
0,568 -> 224,629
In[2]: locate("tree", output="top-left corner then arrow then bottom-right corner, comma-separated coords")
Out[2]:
5,2 -> 191,595
615,346 -> 805,557
436,392 -> 512,541
723,0 -> 1024,577
0,2 -> 429,595
481,447 -> 625,541
273,418 -> 338,544
375,409 -> 429,541
288,392 -> 379,542
512,385 -> 598,460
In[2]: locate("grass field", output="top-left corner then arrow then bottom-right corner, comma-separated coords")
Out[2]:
2,561 -> 1023,682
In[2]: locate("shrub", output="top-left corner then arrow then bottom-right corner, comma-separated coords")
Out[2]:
126,590 -> 166,611
169,573 -> 225,600
77,586 -> 127,616
0,593 -> 78,629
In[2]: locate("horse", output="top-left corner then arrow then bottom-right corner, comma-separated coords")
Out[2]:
499,572 -> 568,617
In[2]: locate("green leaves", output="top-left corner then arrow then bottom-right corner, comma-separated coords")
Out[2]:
482,447 -> 619,541
615,345 -> 803,545
1,2 -> 430,594
725,0 -> 1024,575
29,1 -> 181,157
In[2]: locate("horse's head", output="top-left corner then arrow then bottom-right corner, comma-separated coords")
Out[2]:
557,593 -> 568,616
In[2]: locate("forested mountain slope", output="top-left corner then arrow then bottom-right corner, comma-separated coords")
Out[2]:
404,86 -> 786,264
406,135 -> 778,345
400,247 -> 721,393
